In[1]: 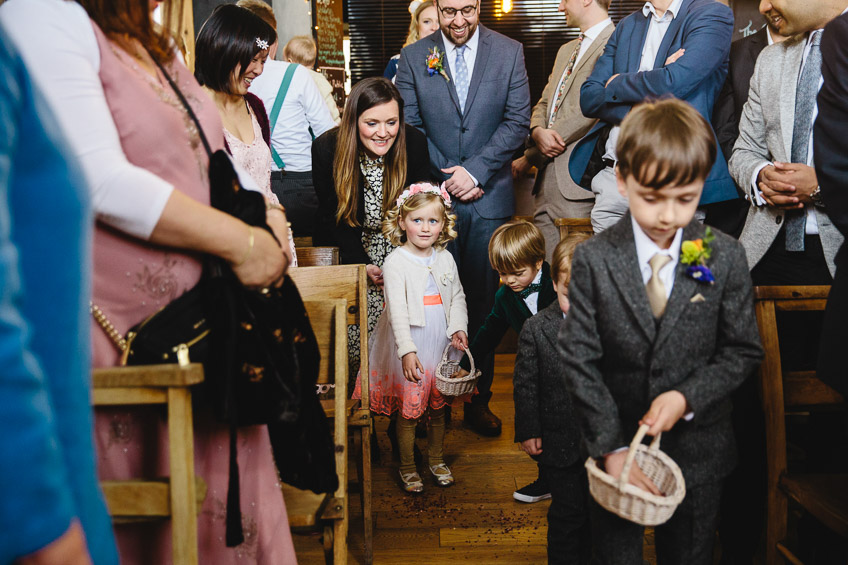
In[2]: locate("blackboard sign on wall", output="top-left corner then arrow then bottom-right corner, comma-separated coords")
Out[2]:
730,0 -> 767,40
315,0 -> 346,108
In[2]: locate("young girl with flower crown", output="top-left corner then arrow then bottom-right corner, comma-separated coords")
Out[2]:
353,182 -> 468,492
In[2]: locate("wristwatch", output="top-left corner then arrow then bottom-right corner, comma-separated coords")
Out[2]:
810,185 -> 825,208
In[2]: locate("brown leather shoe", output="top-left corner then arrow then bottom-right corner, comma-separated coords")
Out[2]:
463,404 -> 502,437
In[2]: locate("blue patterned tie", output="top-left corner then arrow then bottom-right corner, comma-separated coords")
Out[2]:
454,45 -> 470,114
785,30 -> 822,252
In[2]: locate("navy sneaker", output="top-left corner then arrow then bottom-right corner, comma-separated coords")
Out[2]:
513,478 -> 552,503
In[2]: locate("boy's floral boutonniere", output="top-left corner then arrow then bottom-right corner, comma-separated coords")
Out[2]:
426,46 -> 450,82
680,227 -> 715,284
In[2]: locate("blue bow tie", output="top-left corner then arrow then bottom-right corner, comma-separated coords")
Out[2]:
519,283 -> 542,299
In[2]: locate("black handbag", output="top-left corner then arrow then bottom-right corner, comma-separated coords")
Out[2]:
154,61 -> 332,546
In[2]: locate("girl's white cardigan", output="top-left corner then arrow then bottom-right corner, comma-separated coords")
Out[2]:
381,247 -> 468,358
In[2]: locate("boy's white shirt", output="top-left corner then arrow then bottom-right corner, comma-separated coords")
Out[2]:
522,268 -> 543,315
381,247 -> 469,358
631,216 -> 682,299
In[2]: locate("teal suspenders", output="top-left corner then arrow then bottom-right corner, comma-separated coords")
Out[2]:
268,63 -> 298,170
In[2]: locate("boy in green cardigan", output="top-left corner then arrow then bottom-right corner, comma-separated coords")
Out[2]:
455,219 -> 556,502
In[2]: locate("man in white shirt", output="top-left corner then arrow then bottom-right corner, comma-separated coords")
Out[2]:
239,0 -> 336,238
570,0 -> 736,233
512,0 -> 614,260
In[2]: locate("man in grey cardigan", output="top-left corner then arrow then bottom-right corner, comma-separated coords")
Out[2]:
728,0 -> 846,286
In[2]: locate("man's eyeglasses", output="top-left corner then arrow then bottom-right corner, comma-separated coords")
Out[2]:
438,2 -> 478,19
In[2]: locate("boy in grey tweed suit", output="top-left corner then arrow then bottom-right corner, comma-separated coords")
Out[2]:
514,234 -> 592,564
560,100 -> 763,565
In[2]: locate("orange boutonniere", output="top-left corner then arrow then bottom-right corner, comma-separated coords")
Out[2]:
426,46 -> 450,82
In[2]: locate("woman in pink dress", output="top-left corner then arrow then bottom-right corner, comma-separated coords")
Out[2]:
196,4 -> 298,264
68,0 -> 297,562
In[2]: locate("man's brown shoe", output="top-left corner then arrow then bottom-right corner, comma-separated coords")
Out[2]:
463,404 -> 502,437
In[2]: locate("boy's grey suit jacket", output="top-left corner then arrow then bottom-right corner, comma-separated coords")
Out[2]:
559,214 -> 763,487
729,34 -> 843,276
513,301 -> 582,468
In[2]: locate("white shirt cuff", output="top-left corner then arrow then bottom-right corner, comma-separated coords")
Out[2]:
461,167 -> 479,187
750,162 -> 772,207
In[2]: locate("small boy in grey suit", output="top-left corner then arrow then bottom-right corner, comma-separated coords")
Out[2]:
514,233 -> 593,565
560,99 -> 763,565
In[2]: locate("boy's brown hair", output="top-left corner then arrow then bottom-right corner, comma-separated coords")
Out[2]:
616,98 -> 716,190
551,232 -> 592,284
284,35 -> 317,67
236,0 -> 277,29
488,220 -> 546,273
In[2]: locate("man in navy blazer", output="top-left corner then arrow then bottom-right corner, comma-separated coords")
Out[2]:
396,0 -> 531,435
815,11 -> 848,398
568,0 -> 737,233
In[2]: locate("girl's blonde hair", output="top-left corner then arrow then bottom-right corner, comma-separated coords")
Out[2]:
404,1 -> 435,47
382,191 -> 457,249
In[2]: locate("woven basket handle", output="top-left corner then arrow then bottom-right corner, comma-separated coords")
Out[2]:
618,423 -> 662,490
442,343 -> 476,375
463,344 -> 476,375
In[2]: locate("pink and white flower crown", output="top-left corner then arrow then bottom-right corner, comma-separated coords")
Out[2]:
396,182 -> 452,208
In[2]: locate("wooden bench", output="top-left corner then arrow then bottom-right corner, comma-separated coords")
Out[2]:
754,285 -> 848,564
93,362 -> 206,565
289,265 -> 373,563
555,217 -> 593,241
296,246 -> 340,267
283,299 -> 349,564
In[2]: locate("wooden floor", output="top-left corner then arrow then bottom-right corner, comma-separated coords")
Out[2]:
291,353 -> 657,564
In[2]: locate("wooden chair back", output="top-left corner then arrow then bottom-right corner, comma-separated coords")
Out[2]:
283,299 -> 349,565
296,246 -> 340,267
555,217 -> 593,241
754,285 -> 847,564
289,265 -> 369,410
293,236 -> 313,249
92,363 -> 205,565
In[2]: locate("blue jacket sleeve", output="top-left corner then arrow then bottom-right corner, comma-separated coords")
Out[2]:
580,24 -> 632,124
0,42 -> 76,560
606,4 -> 733,105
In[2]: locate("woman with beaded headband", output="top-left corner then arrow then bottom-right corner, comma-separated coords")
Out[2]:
353,183 -> 469,493
195,4 -> 297,263
312,76 -> 432,385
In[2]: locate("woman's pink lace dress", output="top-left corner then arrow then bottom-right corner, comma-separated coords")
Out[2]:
224,109 -> 298,265
90,25 -> 297,564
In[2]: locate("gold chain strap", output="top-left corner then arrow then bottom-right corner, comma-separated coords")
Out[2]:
89,302 -> 127,352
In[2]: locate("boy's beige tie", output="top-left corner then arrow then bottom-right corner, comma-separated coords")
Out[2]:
647,253 -> 672,317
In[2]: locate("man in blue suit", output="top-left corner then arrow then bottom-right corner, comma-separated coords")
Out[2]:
396,0 -> 531,436
568,0 -> 737,233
